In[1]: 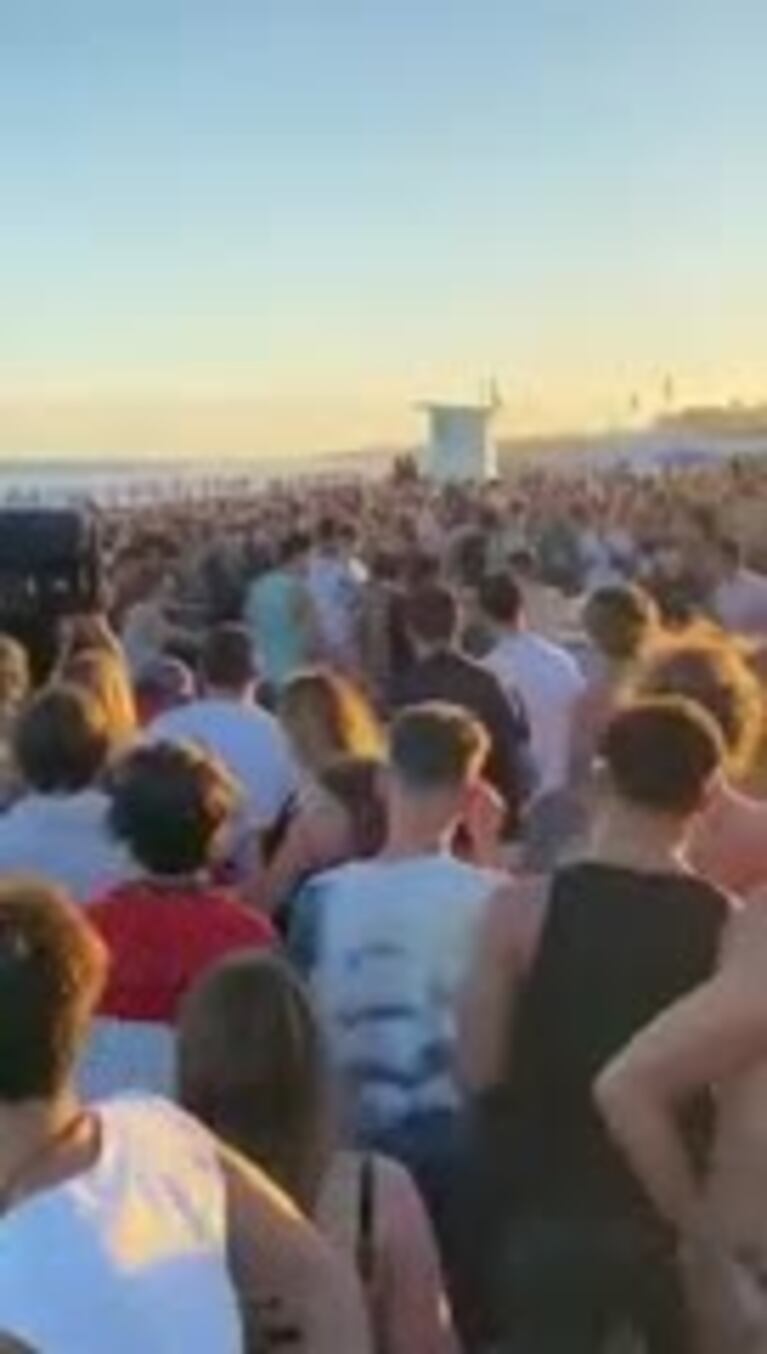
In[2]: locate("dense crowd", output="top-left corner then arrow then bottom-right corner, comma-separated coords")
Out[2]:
3,455 -> 767,1351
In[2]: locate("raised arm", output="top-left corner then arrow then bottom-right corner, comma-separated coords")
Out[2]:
595,956 -> 767,1234
222,1144 -> 372,1354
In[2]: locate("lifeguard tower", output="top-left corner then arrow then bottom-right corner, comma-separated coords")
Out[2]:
419,391 -> 500,482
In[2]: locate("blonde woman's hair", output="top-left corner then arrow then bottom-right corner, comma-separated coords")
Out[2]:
0,635 -> 30,715
59,647 -> 138,752
279,667 -> 385,776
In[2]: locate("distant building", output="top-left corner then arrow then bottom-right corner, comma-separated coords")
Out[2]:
420,401 -> 498,482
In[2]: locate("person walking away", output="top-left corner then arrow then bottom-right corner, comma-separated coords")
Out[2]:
178,952 -> 460,1354
636,626 -> 767,896
0,878 -> 371,1354
147,622 -> 298,839
458,699 -> 732,1351
392,583 -> 532,838
120,565 -> 194,677
710,537 -> 767,638
308,518 -> 366,673
244,532 -> 319,693
0,686 -> 131,903
80,741 -> 274,1098
570,585 -> 659,789
289,703 -> 511,1294
480,570 -> 584,802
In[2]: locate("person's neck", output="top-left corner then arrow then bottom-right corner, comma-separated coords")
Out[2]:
141,869 -> 209,890
498,621 -> 524,643
601,654 -> 633,682
382,802 -> 455,860
589,802 -> 690,875
0,1090 -> 81,1190
207,685 -> 250,704
415,639 -> 454,661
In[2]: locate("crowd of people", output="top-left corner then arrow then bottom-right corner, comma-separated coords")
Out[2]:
3,453 -> 767,1351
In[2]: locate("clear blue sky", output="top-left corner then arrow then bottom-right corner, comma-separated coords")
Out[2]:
1,0 -> 766,454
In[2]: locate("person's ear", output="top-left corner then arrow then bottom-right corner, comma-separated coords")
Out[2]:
697,770 -> 723,816
455,779 -> 479,822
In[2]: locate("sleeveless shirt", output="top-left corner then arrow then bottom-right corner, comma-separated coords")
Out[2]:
491,861 -> 730,1220
0,1095 -> 242,1353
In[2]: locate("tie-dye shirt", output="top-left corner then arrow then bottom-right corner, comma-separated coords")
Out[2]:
291,853 -> 504,1135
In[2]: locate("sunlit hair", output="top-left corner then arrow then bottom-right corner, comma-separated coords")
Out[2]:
178,953 -> 331,1210
390,701 -> 490,791
279,667 -> 385,775
0,636 -> 30,718
59,648 -> 138,752
0,876 -> 107,1102
583,585 -> 659,664
636,624 -> 764,778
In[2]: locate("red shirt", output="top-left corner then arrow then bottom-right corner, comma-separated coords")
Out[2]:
89,879 -> 274,1023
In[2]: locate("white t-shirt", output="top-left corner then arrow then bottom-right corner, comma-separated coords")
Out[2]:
148,696 -> 298,829
483,630 -> 585,796
120,600 -> 169,677
295,854 -> 505,1135
0,790 -> 132,904
308,554 -> 365,661
0,1095 -> 242,1354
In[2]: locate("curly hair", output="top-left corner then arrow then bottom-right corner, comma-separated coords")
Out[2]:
636,624 -> 765,778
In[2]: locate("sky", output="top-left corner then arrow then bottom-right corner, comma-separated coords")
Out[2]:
1,0 -> 767,458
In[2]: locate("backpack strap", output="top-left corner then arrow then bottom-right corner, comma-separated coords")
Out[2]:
356,1153 -> 377,1287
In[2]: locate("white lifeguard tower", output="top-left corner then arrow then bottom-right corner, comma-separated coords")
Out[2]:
419,389 -> 500,482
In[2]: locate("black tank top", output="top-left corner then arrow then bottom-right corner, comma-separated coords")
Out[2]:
492,861 -> 729,1220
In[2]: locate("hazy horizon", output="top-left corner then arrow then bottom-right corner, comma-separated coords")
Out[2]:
2,2 -> 766,458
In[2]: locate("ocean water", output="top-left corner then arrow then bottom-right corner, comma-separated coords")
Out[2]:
0,452 -> 365,507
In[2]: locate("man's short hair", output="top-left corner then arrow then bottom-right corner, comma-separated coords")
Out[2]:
584,585 -> 657,662
390,702 -> 489,792
201,624 -> 254,691
600,697 -> 724,817
135,655 -> 195,706
279,531 -> 311,564
109,741 -> 238,876
403,585 -> 458,647
479,571 -> 524,627
316,517 -> 339,546
15,684 -> 111,794
638,629 -> 763,776
0,877 -> 106,1102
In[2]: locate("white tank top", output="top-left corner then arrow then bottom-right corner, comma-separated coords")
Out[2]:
0,1095 -> 242,1353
